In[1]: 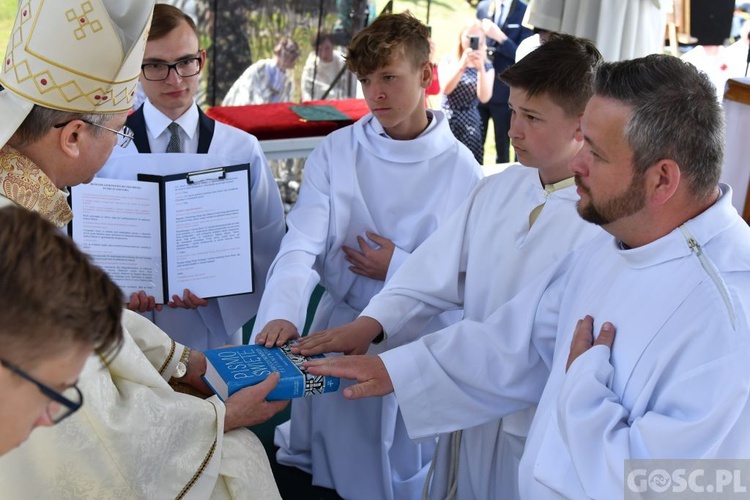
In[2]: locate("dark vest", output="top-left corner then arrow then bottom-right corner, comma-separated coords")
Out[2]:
127,104 -> 216,154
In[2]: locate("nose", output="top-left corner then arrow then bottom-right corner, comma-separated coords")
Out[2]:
568,147 -> 588,177
34,406 -> 56,428
165,66 -> 183,85
366,84 -> 385,102
508,112 -> 522,139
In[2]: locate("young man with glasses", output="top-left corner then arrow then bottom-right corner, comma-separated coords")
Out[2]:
0,207 -> 122,455
0,1 -> 284,498
0,205 -> 123,457
99,4 -> 285,351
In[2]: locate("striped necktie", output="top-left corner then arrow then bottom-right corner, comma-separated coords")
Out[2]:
166,122 -> 181,153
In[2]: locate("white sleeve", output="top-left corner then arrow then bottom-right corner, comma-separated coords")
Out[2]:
250,141 -> 333,339
122,308 -> 184,380
380,258 -> 568,439
555,302 -> 750,498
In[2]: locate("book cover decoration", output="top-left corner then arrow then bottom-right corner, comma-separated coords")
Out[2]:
202,343 -> 340,401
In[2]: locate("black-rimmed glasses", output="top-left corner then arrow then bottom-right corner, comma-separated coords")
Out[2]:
53,120 -> 134,149
1,358 -> 83,424
141,54 -> 203,81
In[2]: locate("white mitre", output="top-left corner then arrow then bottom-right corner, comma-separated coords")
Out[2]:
0,0 -> 154,146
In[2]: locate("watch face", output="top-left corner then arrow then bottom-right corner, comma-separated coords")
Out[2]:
174,361 -> 187,379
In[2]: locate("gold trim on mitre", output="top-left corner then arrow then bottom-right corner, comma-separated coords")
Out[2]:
0,0 -> 153,115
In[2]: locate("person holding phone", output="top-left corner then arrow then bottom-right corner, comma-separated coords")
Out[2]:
477,0 -> 534,163
441,20 -> 495,164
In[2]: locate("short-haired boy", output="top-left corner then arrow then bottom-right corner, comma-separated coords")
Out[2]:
250,12 -> 483,500
295,33 -> 604,499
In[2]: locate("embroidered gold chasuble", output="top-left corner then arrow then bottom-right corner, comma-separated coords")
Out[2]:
0,145 -> 72,227
0,148 -> 279,499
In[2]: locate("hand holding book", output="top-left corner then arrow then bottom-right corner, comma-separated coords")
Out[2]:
171,346 -> 289,430
202,343 -> 340,402
224,372 -> 290,431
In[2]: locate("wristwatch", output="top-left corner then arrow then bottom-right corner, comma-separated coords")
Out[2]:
172,347 -> 191,380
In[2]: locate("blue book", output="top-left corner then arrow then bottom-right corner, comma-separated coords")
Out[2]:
202,343 -> 340,401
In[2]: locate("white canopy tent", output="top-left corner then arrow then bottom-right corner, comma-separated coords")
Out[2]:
524,0 -> 668,61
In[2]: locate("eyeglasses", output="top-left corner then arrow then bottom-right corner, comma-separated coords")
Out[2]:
53,120 -> 134,149
141,54 -> 203,81
1,358 -> 83,424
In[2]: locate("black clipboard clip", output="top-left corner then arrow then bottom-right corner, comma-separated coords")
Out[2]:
186,167 -> 226,184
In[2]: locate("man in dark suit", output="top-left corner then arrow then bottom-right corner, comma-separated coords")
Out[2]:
476,0 -> 533,163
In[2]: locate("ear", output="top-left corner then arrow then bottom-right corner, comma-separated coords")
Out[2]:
57,121 -> 83,161
420,61 -> 433,89
647,159 -> 681,206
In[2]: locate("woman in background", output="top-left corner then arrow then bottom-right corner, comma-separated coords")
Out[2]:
441,20 -> 494,164
301,31 -> 351,101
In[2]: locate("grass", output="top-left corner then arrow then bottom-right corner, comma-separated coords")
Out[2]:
0,0 -> 500,165
0,0 -> 14,54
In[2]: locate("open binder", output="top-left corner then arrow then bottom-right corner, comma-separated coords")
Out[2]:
69,164 -> 254,303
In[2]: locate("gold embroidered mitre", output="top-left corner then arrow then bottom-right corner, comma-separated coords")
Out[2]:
0,0 -> 154,145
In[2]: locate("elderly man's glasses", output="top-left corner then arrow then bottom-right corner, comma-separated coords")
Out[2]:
141,54 -> 203,81
1,358 -> 83,424
53,120 -> 134,149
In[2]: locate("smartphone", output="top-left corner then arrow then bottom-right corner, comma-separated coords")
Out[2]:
469,35 -> 480,51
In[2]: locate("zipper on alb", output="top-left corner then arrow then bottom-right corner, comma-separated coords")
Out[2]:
679,225 -> 736,329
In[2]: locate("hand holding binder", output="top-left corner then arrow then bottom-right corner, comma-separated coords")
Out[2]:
69,164 -> 254,304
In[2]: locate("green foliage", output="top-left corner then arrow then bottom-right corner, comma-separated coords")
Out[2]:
0,0 -> 16,52
0,0 -> 15,19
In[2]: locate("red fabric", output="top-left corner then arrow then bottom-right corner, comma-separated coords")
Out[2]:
426,63 -> 440,96
206,99 -> 371,140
